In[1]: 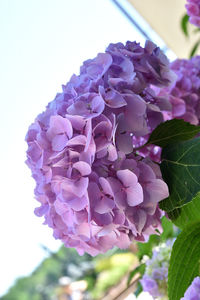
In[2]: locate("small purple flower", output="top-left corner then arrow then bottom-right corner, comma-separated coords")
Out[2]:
140,275 -> 160,298
140,240 -> 174,298
181,276 -> 200,300
25,40 -> 172,255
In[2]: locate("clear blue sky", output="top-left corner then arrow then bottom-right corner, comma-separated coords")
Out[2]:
0,0 -> 174,296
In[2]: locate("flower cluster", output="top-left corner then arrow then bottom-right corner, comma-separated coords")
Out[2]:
140,239 -> 174,299
186,0 -> 200,27
181,276 -> 200,300
26,40 -> 173,255
158,56 -> 200,126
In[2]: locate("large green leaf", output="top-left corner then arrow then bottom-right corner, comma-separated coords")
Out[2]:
168,222 -> 200,300
147,119 -> 200,147
159,137 -> 200,212
168,193 -> 200,228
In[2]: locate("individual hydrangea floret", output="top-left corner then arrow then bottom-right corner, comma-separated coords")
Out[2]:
181,276 -> 200,300
25,40 -> 173,255
186,0 -> 200,27
140,239 -> 174,299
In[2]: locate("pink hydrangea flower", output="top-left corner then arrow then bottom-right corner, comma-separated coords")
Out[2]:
157,56 -> 200,126
186,0 -> 200,27
25,40 -> 173,255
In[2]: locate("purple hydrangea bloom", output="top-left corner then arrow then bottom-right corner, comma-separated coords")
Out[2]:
181,276 -> 200,300
186,0 -> 200,27
157,56 -> 200,126
25,40 -> 173,256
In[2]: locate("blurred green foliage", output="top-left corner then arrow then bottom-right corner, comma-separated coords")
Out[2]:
1,245 -> 136,300
1,218 -> 175,300
92,252 -> 137,299
1,247 -> 94,300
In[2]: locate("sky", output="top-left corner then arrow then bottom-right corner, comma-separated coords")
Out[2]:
0,0 -> 175,296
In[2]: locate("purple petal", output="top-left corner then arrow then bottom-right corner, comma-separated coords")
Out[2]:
99,177 -> 114,196
68,195 -> 88,211
146,179 -> 169,203
47,115 -> 73,139
126,184 -> 143,206
117,169 -> 138,187
94,197 -> 115,214
116,132 -> 133,154
52,134 -> 69,151
104,90 -> 127,108
73,161 -> 91,176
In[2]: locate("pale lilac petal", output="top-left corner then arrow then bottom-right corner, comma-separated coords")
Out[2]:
65,114 -> 86,131
146,179 -> 169,203
76,223 -> 91,239
113,210 -> 125,225
52,134 -> 68,151
183,112 -> 199,125
68,195 -> 88,211
107,177 -> 121,194
135,209 -> 147,233
104,90 -> 127,108
117,169 -> 138,187
61,210 -> 75,227
116,232 -> 131,249
61,177 -> 89,198
115,191 -> 127,209
67,93 -> 105,119
47,115 -> 73,139
125,94 -> 146,116
126,184 -> 144,206
171,96 -> 186,117
67,135 -> 86,146
93,212 -> 113,226
97,224 -> 117,237
99,177 -> 114,197
94,197 -> 115,213
34,204 -> 49,217
83,53 -> 112,80
54,199 -> 69,215
107,144 -> 118,161
73,161 -> 91,176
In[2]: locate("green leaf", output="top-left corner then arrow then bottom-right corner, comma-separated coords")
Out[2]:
147,119 -> 200,147
168,222 -> 200,300
168,192 -> 200,228
159,137 -> 200,212
181,14 -> 189,37
127,264 -> 145,286
190,40 -> 200,57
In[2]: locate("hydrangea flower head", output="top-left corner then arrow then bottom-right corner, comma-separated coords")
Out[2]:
140,239 -> 174,299
157,56 -> 200,126
186,0 -> 200,27
181,276 -> 200,300
25,40 -> 173,256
